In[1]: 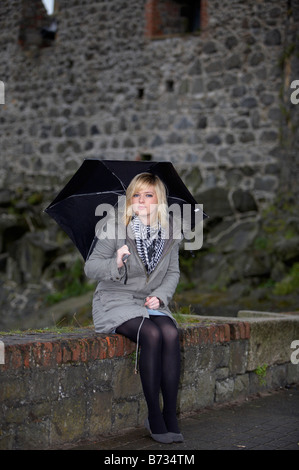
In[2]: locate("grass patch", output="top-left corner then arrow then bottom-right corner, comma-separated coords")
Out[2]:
273,262 -> 299,295
45,258 -> 95,305
0,324 -> 94,336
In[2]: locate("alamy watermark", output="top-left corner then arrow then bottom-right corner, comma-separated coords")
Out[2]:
0,81 -> 4,104
0,340 -> 4,365
94,197 -> 204,251
290,340 -> 299,365
290,80 -> 299,104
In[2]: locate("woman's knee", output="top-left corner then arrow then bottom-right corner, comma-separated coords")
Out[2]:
166,325 -> 179,344
141,320 -> 162,346
156,317 -> 179,340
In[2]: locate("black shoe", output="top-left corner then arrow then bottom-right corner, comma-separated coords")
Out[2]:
167,432 -> 184,442
144,418 -> 173,444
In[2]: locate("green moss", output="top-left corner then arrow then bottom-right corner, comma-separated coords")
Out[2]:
27,192 -> 44,205
254,364 -> 268,386
278,43 -> 296,69
175,281 -> 196,294
253,237 -> 269,250
46,258 -> 95,305
0,325 -> 94,336
273,263 -> 299,295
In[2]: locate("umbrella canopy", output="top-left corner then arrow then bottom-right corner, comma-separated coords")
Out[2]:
45,159 -> 207,260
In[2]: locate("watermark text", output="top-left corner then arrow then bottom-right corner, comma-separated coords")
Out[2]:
290,340 -> 299,365
0,340 -> 4,365
0,81 -> 4,104
290,80 -> 299,104
94,198 -> 204,251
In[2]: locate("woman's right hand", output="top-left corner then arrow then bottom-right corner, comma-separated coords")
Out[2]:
116,245 -> 131,268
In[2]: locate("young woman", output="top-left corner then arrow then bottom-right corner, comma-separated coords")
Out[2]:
84,173 -> 183,444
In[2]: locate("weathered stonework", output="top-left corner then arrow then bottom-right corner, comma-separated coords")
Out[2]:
0,0 -> 298,329
1,312 -> 298,450
1,0 -> 297,197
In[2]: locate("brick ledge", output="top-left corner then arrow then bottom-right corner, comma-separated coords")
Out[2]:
0,321 -> 250,371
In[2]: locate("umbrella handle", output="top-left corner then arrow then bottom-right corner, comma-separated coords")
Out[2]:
122,254 -> 130,284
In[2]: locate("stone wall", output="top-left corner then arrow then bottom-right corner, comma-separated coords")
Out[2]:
0,0 -> 298,330
1,0 -> 296,196
1,311 -> 299,450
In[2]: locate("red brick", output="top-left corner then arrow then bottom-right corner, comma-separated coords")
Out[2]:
80,339 -> 89,362
228,322 -> 239,340
210,325 -> 217,343
224,324 -> 231,342
244,322 -> 251,339
123,336 -> 136,355
62,342 -> 72,363
10,345 -> 23,369
112,335 -> 124,357
70,341 -> 82,362
42,342 -> 55,367
54,342 -> 63,364
98,337 -> 108,360
21,344 -> 31,369
32,342 -> 43,366
0,318 -> 251,372
89,338 -> 100,361
227,322 -> 251,341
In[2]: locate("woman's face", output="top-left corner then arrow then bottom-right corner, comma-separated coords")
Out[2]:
131,184 -> 158,223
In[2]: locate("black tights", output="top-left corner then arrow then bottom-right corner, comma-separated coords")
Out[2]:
116,315 -> 181,434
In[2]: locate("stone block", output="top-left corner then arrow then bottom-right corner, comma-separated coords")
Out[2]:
195,371 -> 215,408
50,396 -> 87,445
1,315 -> 298,448
181,347 -> 201,384
112,399 -> 140,432
233,374 -> 249,399
215,378 -> 234,403
245,318 -> 299,371
86,359 -> 114,391
179,371 -> 215,412
271,364 -> 288,388
248,368 -> 271,394
178,385 -> 199,413
211,343 -> 230,369
112,357 -> 142,399
215,367 -> 229,380
88,391 -> 113,436
196,188 -> 233,219
287,363 -> 299,384
229,341 -> 248,375
0,373 -> 30,404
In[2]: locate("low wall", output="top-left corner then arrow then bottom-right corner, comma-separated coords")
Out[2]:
1,311 -> 299,450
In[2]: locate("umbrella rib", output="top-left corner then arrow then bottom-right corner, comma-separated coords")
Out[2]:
101,161 -> 127,191
169,196 -> 196,204
48,190 -> 125,209
169,196 -> 205,214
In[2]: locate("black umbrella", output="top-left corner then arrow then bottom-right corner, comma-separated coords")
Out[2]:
45,159 -> 207,260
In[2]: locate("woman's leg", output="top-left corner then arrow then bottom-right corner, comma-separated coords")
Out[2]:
116,317 -> 168,434
150,315 -> 181,433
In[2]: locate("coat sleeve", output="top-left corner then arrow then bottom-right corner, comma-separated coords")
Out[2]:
84,237 -> 126,282
150,243 -> 180,307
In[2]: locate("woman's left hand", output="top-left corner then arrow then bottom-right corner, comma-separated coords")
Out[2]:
144,296 -> 160,310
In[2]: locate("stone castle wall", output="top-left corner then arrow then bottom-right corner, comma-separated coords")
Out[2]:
1,0 -> 295,199
1,312 -> 299,449
0,0 -> 298,330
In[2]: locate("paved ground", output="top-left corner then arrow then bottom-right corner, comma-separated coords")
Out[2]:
66,385 -> 299,451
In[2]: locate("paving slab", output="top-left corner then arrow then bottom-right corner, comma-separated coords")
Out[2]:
63,385 -> 299,451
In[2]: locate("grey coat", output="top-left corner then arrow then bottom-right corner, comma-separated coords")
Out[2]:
84,219 -> 181,334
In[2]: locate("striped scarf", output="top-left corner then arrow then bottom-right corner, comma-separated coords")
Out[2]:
130,216 -> 165,275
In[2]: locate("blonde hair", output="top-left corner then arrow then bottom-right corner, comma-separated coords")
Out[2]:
124,173 -> 168,227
